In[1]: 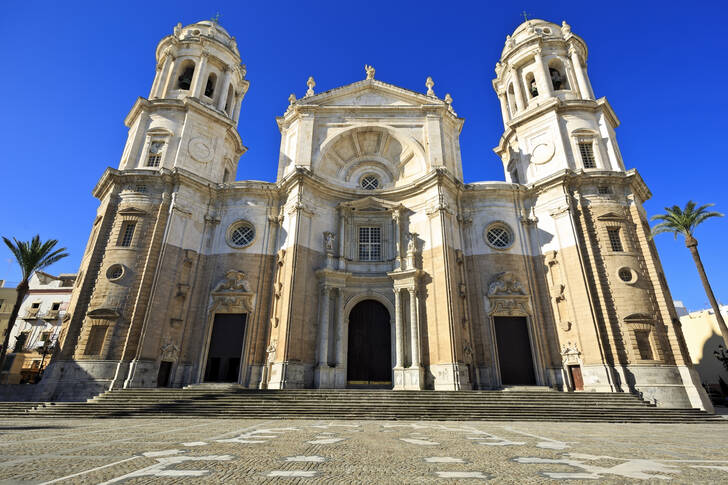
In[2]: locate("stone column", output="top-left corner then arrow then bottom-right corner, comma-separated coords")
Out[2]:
408,288 -> 420,367
217,67 -> 232,110
233,95 -> 243,122
510,69 -> 525,111
317,286 -> 331,366
335,289 -> 346,366
190,53 -> 208,98
533,49 -> 553,98
151,52 -> 172,99
569,46 -> 593,100
394,289 -> 404,367
393,212 -> 401,269
160,55 -> 177,98
497,92 -> 510,125
338,211 -> 346,270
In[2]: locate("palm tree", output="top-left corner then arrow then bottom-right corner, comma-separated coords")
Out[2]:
0,236 -> 68,372
651,201 -> 727,345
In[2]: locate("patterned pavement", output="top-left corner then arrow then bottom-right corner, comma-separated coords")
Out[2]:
0,417 -> 727,483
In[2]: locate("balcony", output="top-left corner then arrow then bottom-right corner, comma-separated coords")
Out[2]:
22,308 -> 39,319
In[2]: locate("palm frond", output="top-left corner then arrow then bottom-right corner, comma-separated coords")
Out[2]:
650,200 -> 723,241
2,234 -> 69,283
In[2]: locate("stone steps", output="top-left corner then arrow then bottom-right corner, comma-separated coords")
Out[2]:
15,389 -> 723,422
0,402 -> 44,416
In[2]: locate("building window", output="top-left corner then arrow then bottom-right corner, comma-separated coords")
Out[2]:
634,330 -> 654,360
31,302 -> 40,309
360,175 -> 380,190
358,226 -> 382,261
51,302 -> 60,311
204,73 -> 217,98
84,326 -> 109,356
618,267 -> 633,282
526,72 -> 538,97
106,264 -> 124,281
176,61 -> 195,90
119,222 -> 136,247
579,142 -> 597,168
228,221 -> 255,248
485,222 -> 514,250
607,227 -> 623,252
598,185 -> 611,195
40,331 -> 52,343
147,141 -> 164,167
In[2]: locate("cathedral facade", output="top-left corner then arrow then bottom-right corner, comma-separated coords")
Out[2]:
45,19 -> 711,409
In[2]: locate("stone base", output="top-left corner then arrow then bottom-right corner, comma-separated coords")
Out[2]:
429,363 -> 472,390
581,364 -> 619,393
122,359 -> 158,388
334,366 -> 347,388
610,364 -> 701,409
678,365 -> 714,412
267,361 -> 305,389
314,365 -> 336,388
401,366 -> 425,390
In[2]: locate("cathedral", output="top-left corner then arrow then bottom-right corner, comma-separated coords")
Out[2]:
42,18 -> 711,410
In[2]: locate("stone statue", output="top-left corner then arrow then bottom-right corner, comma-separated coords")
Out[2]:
561,20 -> 571,37
288,93 -> 296,106
323,231 -> 335,254
406,232 -> 417,253
505,35 -> 515,49
306,76 -> 316,97
365,64 -> 375,80
488,272 -> 526,296
174,22 -> 181,36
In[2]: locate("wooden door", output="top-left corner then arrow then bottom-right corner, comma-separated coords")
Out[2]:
347,300 -> 392,388
494,316 -> 536,385
157,361 -> 172,387
569,365 -> 584,391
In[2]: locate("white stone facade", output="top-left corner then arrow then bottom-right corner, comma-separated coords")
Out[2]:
33,19 -> 711,411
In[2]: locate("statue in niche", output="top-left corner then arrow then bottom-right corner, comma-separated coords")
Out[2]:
323,231 -> 335,254
406,232 -> 417,253
549,68 -> 562,90
530,79 -> 539,97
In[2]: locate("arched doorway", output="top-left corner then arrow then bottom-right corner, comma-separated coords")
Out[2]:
347,300 -> 392,388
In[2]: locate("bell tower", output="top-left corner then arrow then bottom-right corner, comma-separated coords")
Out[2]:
118,20 -> 249,183
493,19 -> 625,185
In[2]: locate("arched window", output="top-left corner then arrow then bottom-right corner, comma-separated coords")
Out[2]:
224,84 -> 235,115
204,72 -> 217,98
548,59 -> 569,91
525,72 -> 538,98
176,61 -> 195,91
507,84 -> 517,115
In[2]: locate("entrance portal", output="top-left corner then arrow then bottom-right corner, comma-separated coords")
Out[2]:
494,316 -> 536,385
204,313 -> 247,383
347,300 -> 392,388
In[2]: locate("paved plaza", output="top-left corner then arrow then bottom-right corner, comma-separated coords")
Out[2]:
0,417 -> 727,484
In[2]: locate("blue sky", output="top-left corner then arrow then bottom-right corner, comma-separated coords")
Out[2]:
0,1 -> 726,311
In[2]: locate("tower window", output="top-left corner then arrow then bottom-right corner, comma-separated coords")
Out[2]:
204,73 -> 217,98
119,222 -> 136,247
607,227 -> 623,252
507,83 -> 517,115
548,60 -> 569,91
634,330 -> 654,360
526,72 -> 538,97
358,226 -> 382,261
579,142 -> 597,168
176,62 -> 195,90
146,141 -> 164,167
224,85 -> 235,115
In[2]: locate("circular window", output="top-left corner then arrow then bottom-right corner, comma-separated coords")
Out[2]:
106,264 -> 124,281
485,223 -> 514,249
360,175 -> 380,190
228,221 -> 255,248
618,267 -> 636,284
543,27 -> 552,34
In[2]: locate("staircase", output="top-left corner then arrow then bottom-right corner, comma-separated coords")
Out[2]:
0,402 -> 46,416
15,388 -> 724,423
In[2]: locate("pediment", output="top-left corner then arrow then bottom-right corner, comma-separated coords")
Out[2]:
300,80 -> 441,108
87,308 -> 120,319
596,212 -> 624,221
339,196 -> 404,212
118,207 -> 148,216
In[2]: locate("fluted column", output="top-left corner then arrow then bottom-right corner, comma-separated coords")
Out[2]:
394,289 -> 404,367
569,45 -> 593,100
233,95 -> 243,122
160,55 -> 177,97
533,49 -> 553,98
408,288 -> 420,367
216,67 -> 232,110
317,286 -> 331,366
151,51 -> 173,99
510,69 -> 525,111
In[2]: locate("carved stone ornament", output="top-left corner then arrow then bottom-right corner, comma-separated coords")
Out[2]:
406,232 -> 418,254
306,76 -> 316,97
486,272 -> 530,316
209,270 -> 256,315
160,340 -> 180,362
561,342 -> 581,365
189,137 -> 214,163
323,231 -> 336,254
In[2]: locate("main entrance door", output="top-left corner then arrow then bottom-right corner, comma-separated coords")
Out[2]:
494,316 -> 536,385
347,300 -> 392,388
204,313 -> 247,383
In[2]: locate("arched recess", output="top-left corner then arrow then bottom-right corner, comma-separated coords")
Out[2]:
346,298 -> 393,388
314,126 -> 427,188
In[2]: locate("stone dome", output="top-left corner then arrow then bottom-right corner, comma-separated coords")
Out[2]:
501,19 -> 566,57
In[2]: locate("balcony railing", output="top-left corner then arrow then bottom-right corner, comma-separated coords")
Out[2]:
22,308 -> 39,319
